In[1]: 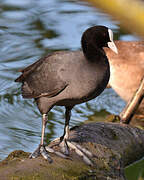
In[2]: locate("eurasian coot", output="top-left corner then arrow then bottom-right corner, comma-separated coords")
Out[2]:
15,25 -> 118,163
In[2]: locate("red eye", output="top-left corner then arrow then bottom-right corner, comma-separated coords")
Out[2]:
103,33 -> 106,37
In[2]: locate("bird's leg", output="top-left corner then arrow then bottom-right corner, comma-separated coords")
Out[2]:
50,106 -> 94,166
59,106 -> 94,165
29,114 -> 53,163
120,77 -> 144,124
40,114 -> 47,146
45,107 -> 94,165
58,106 -> 72,155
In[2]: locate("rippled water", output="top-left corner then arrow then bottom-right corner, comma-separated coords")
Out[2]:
0,0 -> 139,161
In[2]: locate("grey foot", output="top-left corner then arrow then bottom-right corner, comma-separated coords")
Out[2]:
49,137 -> 70,155
67,141 -> 94,166
29,144 -> 70,162
29,145 -> 53,163
45,146 -> 71,159
59,139 -> 70,155
49,138 -> 94,166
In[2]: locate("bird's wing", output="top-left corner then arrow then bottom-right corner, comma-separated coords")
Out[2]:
15,54 -> 68,98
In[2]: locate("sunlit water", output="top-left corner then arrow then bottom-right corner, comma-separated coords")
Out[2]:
0,0 -> 139,161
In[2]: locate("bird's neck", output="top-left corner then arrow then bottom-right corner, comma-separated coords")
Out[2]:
83,44 -> 105,62
81,37 -> 106,62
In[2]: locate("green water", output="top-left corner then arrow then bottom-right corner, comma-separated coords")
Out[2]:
0,0 -> 143,179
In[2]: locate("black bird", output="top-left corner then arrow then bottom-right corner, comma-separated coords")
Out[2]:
15,25 -> 118,163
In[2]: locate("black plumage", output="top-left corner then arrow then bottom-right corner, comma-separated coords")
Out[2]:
15,26 -> 118,162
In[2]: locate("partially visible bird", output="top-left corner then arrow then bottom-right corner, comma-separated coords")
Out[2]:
105,41 -> 144,121
15,25 -> 118,163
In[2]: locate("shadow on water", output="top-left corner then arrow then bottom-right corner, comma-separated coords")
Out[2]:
0,0 -> 142,178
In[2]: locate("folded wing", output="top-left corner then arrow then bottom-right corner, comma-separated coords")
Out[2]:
15,55 -> 68,98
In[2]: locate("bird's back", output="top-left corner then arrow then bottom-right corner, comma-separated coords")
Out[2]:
15,51 -> 70,98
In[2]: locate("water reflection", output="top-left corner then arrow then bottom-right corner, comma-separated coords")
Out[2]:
0,0 -> 137,160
